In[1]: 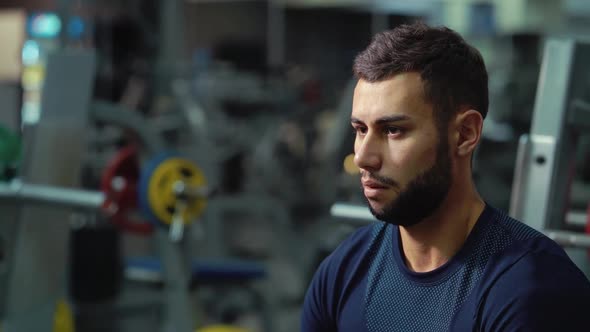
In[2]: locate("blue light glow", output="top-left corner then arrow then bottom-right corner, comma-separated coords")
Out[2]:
68,16 -> 85,39
22,40 -> 40,65
28,13 -> 62,38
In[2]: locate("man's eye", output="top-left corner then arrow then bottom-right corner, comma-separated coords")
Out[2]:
352,127 -> 367,135
385,127 -> 402,136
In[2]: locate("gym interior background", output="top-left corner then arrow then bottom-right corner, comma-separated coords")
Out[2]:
0,0 -> 590,331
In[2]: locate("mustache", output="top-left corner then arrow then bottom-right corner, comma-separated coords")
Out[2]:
361,171 -> 398,187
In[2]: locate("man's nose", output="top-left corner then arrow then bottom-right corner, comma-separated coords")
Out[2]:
354,134 -> 382,172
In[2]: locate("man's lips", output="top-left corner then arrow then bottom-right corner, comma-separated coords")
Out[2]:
361,179 -> 389,189
362,179 -> 389,199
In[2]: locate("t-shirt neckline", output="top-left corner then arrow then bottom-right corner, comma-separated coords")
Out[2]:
391,204 -> 494,284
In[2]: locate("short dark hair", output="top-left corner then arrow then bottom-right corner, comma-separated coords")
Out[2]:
353,22 -> 488,127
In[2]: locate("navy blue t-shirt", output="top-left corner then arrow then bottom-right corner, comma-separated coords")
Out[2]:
302,205 -> 590,331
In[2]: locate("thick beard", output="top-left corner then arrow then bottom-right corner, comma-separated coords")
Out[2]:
367,134 -> 452,227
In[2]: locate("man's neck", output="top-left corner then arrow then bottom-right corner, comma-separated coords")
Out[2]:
398,185 -> 485,273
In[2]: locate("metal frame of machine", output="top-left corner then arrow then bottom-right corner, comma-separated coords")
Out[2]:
0,50 -> 200,332
0,50 -> 96,332
509,38 -> 590,272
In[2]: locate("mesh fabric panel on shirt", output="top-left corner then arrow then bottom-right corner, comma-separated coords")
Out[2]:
364,208 -> 543,332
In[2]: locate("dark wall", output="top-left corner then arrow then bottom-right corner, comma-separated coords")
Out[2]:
285,8 -> 372,88
0,0 -> 54,11
185,1 -> 267,52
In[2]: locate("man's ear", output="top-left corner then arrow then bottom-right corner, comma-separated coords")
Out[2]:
454,109 -> 483,158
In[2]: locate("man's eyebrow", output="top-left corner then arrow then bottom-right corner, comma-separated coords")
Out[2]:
351,117 -> 364,125
375,115 -> 411,124
351,115 -> 411,125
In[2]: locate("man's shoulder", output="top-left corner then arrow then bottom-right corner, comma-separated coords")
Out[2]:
478,206 -> 573,275
484,205 -> 546,242
301,223 -> 387,331
490,237 -> 590,291
473,207 -> 590,306
474,209 -> 590,318
481,207 -> 587,289
319,222 -> 386,274
483,206 -> 579,275
474,238 -> 590,331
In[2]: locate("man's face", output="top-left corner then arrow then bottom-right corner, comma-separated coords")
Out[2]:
351,73 -> 452,227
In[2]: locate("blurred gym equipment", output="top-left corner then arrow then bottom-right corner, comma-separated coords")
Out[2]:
509,37 -> 590,274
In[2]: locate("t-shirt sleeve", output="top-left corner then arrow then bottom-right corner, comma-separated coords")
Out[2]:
300,224 -> 375,332
301,254 -> 337,332
478,250 -> 590,332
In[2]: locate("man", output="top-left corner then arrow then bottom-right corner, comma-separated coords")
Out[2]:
301,22 -> 590,331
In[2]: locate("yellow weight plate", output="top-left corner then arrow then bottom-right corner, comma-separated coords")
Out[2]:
147,157 -> 207,225
53,299 -> 74,332
197,325 -> 250,332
